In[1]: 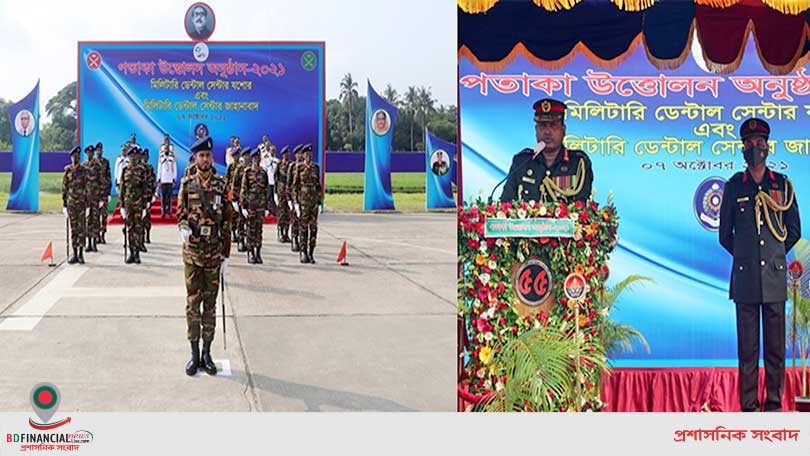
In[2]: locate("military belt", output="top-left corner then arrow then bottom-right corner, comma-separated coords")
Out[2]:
189,223 -> 218,238
301,185 -> 318,192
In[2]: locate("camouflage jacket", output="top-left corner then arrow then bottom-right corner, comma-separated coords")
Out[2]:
275,159 -> 290,195
231,163 -> 247,201
144,163 -> 156,202
293,162 -> 322,206
287,161 -> 302,200
83,159 -> 103,203
120,161 -> 148,210
97,156 -> 112,197
184,162 -> 197,179
225,162 -> 238,198
177,170 -> 233,268
239,164 -> 271,210
62,163 -> 88,208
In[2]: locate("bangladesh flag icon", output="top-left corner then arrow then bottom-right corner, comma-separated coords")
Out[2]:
30,383 -> 61,425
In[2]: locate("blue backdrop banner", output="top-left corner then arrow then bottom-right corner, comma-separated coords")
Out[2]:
459,37 -> 809,367
6,81 -> 40,212
78,42 -> 324,195
363,81 -> 397,211
425,128 -> 456,209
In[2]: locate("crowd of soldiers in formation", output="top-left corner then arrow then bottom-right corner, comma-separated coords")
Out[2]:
61,132 -> 323,266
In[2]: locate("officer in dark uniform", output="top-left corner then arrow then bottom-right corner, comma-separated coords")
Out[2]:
500,98 -> 593,204
719,118 -> 801,412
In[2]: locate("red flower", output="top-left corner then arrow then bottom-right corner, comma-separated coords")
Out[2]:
588,256 -> 594,266
486,238 -> 496,248
483,266 -> 492,274
498,317 -> 505,326
467,288 -> 474,297
589,201 -> 598,211
490,253 -> 497,261
512,327 -> 518,335
574,200 -> 585,210
519,201 -> 528,211
476,318 -> 492,333
560,298 -> 568,308
470,207 -> 479,218
498,302 -> 507,310
540,237 -> 550,245
577,240 -> 585,248
497,282 -> 505,294
486,204 -> 496,215
579,211 -> 589,223
550,240 -> 558,248
591,240 -> 599,247
501,202 -> 512,212
467,239 -> 479,250
556,204 -> 569,218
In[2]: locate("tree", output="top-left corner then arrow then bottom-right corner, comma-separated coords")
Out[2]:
0,98 -> 11,150
383,84 -> 398,106
339,74 -> 359,136
45,82 -> 77,134
404,86 -> 418,151
417,86 -> 436,147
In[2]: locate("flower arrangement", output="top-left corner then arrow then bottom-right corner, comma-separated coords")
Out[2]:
458,196 -> 620,411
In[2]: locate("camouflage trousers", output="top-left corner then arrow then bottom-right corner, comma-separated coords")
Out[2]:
298,203 -> 319,250
67,205 -> 87,249
100,200 -> 109,233
184,263 -> 220,342
290,201 -> 300,239
87,201 -> 101,240
276,192 -> 290,231
125,206 -> 145,248
144,198 -> 152,233
246,209 -> 264,249
237,211 -> 247,240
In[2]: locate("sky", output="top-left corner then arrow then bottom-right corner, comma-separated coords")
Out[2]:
0,0 -> 457,121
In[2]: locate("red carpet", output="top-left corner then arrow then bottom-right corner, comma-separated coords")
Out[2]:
108,197 -> 277,225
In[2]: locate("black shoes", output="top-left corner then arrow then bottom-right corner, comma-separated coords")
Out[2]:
78,247 -> 85,264
68,248 -> 79,264
185,341 -> 200,376
309,246 -> 316,264
200,340 -> 217,375
255,247 -> 263,264
125,248 -> 136,264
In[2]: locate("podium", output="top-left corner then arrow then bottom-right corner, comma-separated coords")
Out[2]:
457,198 -> 619,411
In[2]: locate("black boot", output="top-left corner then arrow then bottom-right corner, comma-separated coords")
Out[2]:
100,232 -> 106,244
68,247 -> 79,264
134,249 -> 141,264
125,248 -> 136,264
292,236 -> 299,252
309,245 -> 316,264
78,247 -> 85,264
140,241 -> 148,253
185,341 -> 200,376
247,247 -> 255,264
146,229 -> 151,244
300,249 -> 308,263
200,340 -> 217,375
92,238 -> 98,252
85,238 -> 93,252
238,238 -> 246,252
255,247 -> 263,264
277,226 -> 282,243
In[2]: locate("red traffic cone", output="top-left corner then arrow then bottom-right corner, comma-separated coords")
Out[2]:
41,241 -> 55,267
336,240 -> 349,266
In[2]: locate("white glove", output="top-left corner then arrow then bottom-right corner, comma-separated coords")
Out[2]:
107,196 -> 111,203
179,226 -> 192,244
63,207 -> 68,217
231,202 -> 239,211
295,203 -> 301,218
318,205 -> 322,215
274,194 -> 279,205
264,210 -> 269,217
287,200 -> 292,210
85,207 -> 90,217
241,208 -> 248,218
99,200 -> 104,208
120,208 -> 126,219
220,258 -> 229,276
141,209 -> 147,218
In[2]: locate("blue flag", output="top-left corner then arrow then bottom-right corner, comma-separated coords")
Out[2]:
6,81 -> 40,212
363,81 -> 397,211
425,128 -> 456,209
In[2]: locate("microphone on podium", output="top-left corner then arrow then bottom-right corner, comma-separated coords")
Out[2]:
488,141 -> 546,204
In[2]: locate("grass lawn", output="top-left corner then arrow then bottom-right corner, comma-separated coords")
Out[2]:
2,172 -> 455,213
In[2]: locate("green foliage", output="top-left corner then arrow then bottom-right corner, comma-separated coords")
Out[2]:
41,122 -> 75,151
597,275 -> 653,361
0,98 -> 11,149
45,81 -> 77,133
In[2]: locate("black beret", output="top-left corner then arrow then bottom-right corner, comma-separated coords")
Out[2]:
533,98 -> 566,122
740,118 -> 770,140
241,147 -> 251,155
190,135 -> 213,153
70,146 -> 81,156
95,142 -> 103,149
293,144 -> 303,153
84,145 -> 95,153
280,146 -> 289,155
142,148 -> 149,156
302,143 -> 312,152
250,147 -> 261,157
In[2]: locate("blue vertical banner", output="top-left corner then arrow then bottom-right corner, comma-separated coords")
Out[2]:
6,81 -> 40,212
425,128 -> 456,209
363,81 -> 396,211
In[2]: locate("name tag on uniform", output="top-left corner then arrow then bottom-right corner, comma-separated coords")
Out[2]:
521,176 -> 536,184
736,196 -> 749,203
200,226 -> 212,236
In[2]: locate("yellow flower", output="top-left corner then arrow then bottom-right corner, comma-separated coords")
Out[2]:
539,205 -> 548,216
574,264 -> 585,275
479,346 -> 494,365
475,254 -> 487,266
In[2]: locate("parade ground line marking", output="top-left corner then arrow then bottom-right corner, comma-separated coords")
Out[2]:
192,359 -> 232,377
0,267 -> 87,331
63,287 -> 186,298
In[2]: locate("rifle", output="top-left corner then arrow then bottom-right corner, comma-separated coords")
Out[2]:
122,209 -> 128,262
221,270 -> 227,351
65,212 -> 70,261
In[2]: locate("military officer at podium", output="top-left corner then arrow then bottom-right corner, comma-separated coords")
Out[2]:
719,118 -> 801,412
500,98 -> 593,204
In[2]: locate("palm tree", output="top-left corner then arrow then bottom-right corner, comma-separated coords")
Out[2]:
404,86 -> 418,151
383,84 -> 398,106
597,274 -> 653,361
417,86 -> 436,147
339,74 -> 359,135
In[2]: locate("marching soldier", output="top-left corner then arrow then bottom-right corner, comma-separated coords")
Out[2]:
500,98 -> 593,204
62,146 -> 87,264
231,148 -> 251,252
95,142 -> 112,244
287,144 -> 304,252
292,144 -> 322,263
120,145 -> 148,264
719,118 -> 802,412
274,146 -> 291,243
142,148 -> 157,246
239,147 -> 271,264
158,136 -> 177,218
83,145 -> 102,253
177,135 -> 233,376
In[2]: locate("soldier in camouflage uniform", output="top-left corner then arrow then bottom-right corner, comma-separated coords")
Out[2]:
274,146 -> 291,243
120,146 -> 148,264
287,145 -> 304,252
142,148 -> 157,246
95,142 -> 112,244
177,135 -> 233,377
62,146 -> 87,264
83,145 -> 102,253
231,148 -> 251,252
225,144 -> 240,242
292,144 -> 322,263
239,147 -> 271,264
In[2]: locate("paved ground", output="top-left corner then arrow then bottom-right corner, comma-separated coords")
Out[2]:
0,212 -> 455,412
